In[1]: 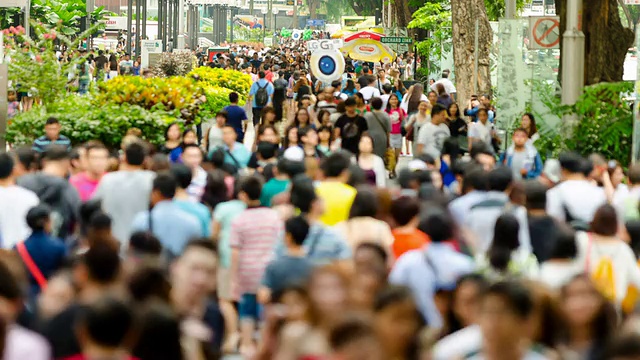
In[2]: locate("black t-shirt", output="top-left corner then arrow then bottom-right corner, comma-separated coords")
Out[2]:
94,55 -> 107,71
250,59 -> 262,69
203,301 -> 225,353
448,117 -> 468,137
40,303 -> 86,358
357,75 -> 370,88
335,114 -> 368,155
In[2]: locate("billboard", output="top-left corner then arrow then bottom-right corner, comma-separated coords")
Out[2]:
234,15 -> 264,29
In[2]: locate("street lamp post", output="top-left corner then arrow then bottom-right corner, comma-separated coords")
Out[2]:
261,8 -> 268,42
272,7 -> 278,36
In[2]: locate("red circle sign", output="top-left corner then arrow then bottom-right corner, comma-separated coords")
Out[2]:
533,18 -> 560,48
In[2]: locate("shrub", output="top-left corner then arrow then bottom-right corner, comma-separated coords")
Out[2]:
199,85 -> 234,122
189,67 -> 252,98
5,94 -> 179,149
151,52 -> 195,77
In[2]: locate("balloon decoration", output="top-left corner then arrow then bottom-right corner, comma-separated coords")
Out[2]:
303,29 -> 313,40
280,28 -> 292,38
292,30 -> 302,41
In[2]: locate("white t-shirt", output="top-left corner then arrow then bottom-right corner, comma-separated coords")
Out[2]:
575,231 -> 640,303
538,261 -> 581,290
0,185 -> 39,249
380,94 -> 391,111
358,86 -> 381,102
432,325 -> 482,360
416,121 -> 450,158
546,180 -> 606,223
400,93 -> 428,113
431,77 -> 457,94
468,121 -> 492,147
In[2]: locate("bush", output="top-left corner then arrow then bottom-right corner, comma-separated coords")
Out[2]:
199,85 -> 234,123
189,67 -> 252,98
96,76 -> 205,124
5,94 -> 179,149
151,52 -> 195,77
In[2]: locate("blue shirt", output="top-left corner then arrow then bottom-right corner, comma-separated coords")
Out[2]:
131,200 -> 201,256
32,135 -> 71,153
389,244 -> 474,328
223,105 -> 248,141
274,223 -> 352,264
174,199 -> 211,237
448,191 -> 488,226
210,143 -> 251,169
17,231 -> 67,298
249,79 -> 274,108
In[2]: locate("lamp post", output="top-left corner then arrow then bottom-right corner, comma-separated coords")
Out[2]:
413,33 -> 418,81
272,7 -> 278,36
261,8 -> 268,42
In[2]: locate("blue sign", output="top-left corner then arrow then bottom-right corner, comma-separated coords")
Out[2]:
306,19 -> 325,27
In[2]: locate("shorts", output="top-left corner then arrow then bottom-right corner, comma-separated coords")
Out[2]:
217,267 -> 233,301
390,133 -> 403,149
239,293 -> 261,321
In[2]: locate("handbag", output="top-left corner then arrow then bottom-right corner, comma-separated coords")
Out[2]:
16,242 -> 48,290
405,114 -> 416,142
371,112 -> 396,171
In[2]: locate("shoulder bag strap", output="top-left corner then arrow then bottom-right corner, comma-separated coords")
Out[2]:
306,227 -> 323,258
225,149 -> 242,168
16,242 -> 48,290
585,232 -> 593,273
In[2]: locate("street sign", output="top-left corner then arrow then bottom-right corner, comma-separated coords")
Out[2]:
264,37 -> 273,46
380,36 -> 412,44
306,19 -> 325,27
0,0 -> 27,7
529,16 -> 560,49
141,40 -> 162,69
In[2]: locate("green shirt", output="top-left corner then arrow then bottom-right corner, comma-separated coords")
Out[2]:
260,178 -> 290,207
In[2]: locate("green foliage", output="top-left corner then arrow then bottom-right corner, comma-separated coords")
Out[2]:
0,8 -> 21,29
408,1 -> 451,76
484,0 -> 529,21
233,27 -> 264,42
189,67 -> 252,96
151,52 -> 195,77
5,95 -> 178,148
199,86 -> 234,123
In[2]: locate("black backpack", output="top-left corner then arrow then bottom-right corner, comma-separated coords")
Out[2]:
255,82 -> 269,107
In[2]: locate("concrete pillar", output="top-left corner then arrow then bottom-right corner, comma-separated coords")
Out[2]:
561,0 -> 585,127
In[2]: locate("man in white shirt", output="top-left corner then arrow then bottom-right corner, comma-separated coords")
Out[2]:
546,151 -> 606,225
431,69 -> 457,99
416,104 -> 450,158
468,108 -> 493,151
0,153 -> 39,249
358,75 -> 381,103
374,68 -> 391,93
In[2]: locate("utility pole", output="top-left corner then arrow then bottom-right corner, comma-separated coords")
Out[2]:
505,0 -> 516,19
135,0 -> 141,57
126,0 -> 133,54
292,0 -> 297,29
158,0 -> 164,49
560,0 -> 585,128
142,0 -> 147,41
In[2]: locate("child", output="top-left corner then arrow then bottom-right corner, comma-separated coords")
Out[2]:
7,90 -> 19,119
318,125 -> 333,156
258,215 -> 313,304
499,128 -> 543,180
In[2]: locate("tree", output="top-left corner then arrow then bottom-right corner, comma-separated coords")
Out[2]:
451,0 -> 492,104
408,1 -> 451,75
556,0 -> 633,85
484,0 -> 527,21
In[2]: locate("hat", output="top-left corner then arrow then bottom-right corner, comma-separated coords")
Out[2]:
283,147 -> 305,162
543,159 -> 561,183
408,159 -> 428,172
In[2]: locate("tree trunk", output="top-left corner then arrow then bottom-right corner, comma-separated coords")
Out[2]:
392,0 -> 411,28
451,0 -> 493,104
556,0 -> 633,85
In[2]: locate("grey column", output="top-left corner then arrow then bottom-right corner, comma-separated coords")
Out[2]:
127,0 -> 133,54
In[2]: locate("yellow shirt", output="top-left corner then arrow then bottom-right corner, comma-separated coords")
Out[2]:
316,181 -> 357,226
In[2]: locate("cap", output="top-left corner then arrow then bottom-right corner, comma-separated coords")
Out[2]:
543,159 -> 561,183
408,159 -> 428,172
283,147 -> 305,162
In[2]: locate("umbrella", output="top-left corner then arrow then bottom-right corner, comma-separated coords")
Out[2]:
340,39 -> 396,63
344,30 -> 384,43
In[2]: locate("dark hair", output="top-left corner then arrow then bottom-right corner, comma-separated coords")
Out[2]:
239,175 -> 263,201
606,334 -> 640,358
522,113 -> 538,137
329,315 -> 375,352
418,208 -> 454,243
42,145 -> 70,162
11,147 -> 38,173
132,302 -> 183,360
298,126 -> 317,146
181,143 -> 203,157
435,83 -> 446,96
476,108 -> 489,116
0,260 -> 21,301
524,180 -> 547,211
152,172 -> 177,199
128,266 -> 170,302
257,141 -> 278,160
344,97 -> 357,107
488,166 -> 513,192
125,141 -> 148,166
290,175 -> 317,213
258,71 -> 266,78
261,106 -> 277,120
129,232 -> 163,256
45,117 -> 60,126
374,284 -> 418,312
445,273 -> 489,334
26,204 -> 51,232
82,241 -> 121,284
282,125 -> 298,149
201,169 -> 229,209
382,83 -> 393,94
349,186 -> 379,219
390,196 -> 421,226
628,164 -> 640,185
558,151 -> 584,174
0,153 -> 14,180
164,122 -> 181,141
321,152 -> 351,178
285,216 -> 310,246
229,92 -> 239,103
78,298 -> 134,348
216,110 -> 229,123
513,127 -> 529,137
170,164 -> 192,189
488,214 -> 520,272
482,281 -> 533,319
355,242 -> 388,266
590,204 -> 618,236
462,165 -> 488,192
182,238 -> 218,256
548,225 -> 577,260
370,97 -> 383,110
89,212 -> 112,232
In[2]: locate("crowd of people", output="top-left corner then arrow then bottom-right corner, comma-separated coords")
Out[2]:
4,39 -> 640,360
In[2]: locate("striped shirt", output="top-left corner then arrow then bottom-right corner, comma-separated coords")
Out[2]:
32,135 -> 71,153
230,207 -> 283,296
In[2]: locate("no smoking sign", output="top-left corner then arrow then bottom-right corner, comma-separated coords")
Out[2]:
529,16 -> 560,49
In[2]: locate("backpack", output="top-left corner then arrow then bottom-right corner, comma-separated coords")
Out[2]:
255,82 -> 269,107
586,234 -> 617,302
342,120 -> 360,139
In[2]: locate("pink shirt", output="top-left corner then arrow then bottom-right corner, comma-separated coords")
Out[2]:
387,108 -> 406,134
69,172 -> 101,202
230,207 -> 283,297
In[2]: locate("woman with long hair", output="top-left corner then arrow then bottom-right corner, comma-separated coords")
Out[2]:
282,126 -> 299,150
520,113 -> 539,143
356,135 -> 387,188
403,100 -> 431,156
476,214 -> 539,280
386,93 -> 406,176
436,83 -> 452,108
343,79 -> 357,97
400,83 -> 427,115
107,54 -> 119,79
447,102 -> 467,139
291,108 -> 316,129
161,123 -> 182,156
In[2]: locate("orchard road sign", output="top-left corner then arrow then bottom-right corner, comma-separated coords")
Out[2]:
381,36 -> 412,44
